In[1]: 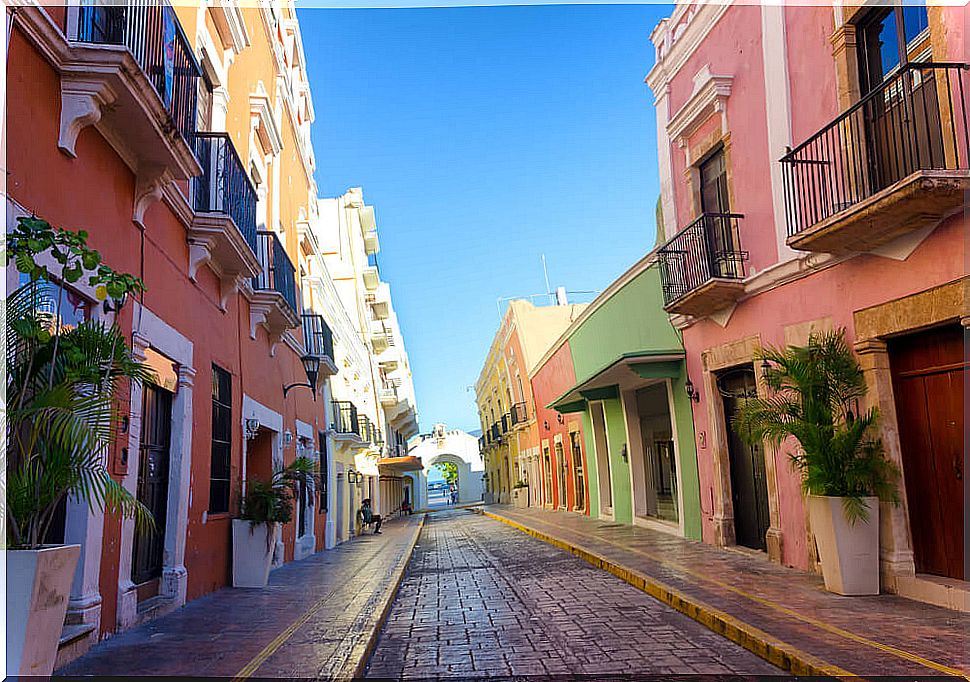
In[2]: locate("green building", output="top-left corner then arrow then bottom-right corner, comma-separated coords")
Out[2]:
534,257 -> 701,540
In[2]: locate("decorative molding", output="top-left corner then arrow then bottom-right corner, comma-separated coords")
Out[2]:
58,77 -> 116,157
132,166 -> 173,228
251,85 -> 283,157
646,2 -> 732,93
208,3 -> 250,54
666,66 -> 733,147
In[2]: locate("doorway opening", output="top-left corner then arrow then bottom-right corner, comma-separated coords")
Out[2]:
718,366 -> 770,551
590,401 -> 613,514
633,382 -> 679,524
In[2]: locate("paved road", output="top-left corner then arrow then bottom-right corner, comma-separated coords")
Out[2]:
366,510 -> 784,678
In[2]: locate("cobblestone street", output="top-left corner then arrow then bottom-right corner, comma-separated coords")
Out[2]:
366,510 -> 783,678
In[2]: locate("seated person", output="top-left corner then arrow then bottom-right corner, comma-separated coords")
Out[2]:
359,498 -> 382,534
401,500 -> 412,515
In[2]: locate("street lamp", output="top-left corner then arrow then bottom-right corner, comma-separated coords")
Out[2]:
283,354 -> 321,400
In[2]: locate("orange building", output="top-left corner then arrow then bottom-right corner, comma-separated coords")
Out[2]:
6,1 -> 368,664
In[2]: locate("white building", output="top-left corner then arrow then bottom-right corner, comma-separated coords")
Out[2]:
408,425 -> 484,510
313,188 -> 420,532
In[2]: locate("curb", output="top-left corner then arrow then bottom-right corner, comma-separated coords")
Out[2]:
477,508 -> 854,679
338,513 -> 427,680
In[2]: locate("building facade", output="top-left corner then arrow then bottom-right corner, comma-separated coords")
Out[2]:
531,261 -> 702,539
409,425 -> 485,510
476,298 -> 587,506
6,0 -> 420,664
647,1 -> 967,607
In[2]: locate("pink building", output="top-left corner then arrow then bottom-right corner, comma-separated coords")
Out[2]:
647,2 -> 967,610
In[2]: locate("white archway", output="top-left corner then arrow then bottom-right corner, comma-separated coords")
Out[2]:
408,425 -> 484,510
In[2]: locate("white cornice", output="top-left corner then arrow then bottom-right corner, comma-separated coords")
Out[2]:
208,3 -> 250,55
250,84 -> 283,157
666,66 -> 733,145
645,2 -> 732,95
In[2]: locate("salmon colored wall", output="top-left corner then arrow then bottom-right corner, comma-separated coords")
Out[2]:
784,6 -> 839,147
684,217 -> 966,568
8,12 -> 330,631
530,342 -> 588,513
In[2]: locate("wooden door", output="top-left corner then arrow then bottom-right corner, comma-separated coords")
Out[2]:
720,368 -> 771,551
890,325 -> 965,580
132,383 -> 172,587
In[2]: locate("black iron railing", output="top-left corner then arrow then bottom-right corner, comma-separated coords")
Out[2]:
501,413 -> 511,434
331,400 -> 359,436
359,415 -> 372,444
656,213 -> 747,306
479,435 -> 486,451
72,2 -> 202,146
511,402 -> 528,426
782,63 -> 970,237
490,423 -> 501,443
302,313 -> 334,361
253,231 -> 298,314
192,132 -> 257,252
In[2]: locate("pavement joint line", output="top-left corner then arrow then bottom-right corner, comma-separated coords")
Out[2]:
231,515 -> 425,682
478,509 -> 853,679
480,509 -> 969,680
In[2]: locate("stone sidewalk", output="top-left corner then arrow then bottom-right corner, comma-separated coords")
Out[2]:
482,506 -> 969,678
56,514 -> 424,680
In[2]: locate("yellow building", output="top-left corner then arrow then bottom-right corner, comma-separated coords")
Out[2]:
475,298 -> 587,505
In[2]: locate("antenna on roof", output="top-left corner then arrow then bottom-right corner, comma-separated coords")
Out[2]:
541,254 -> 552,303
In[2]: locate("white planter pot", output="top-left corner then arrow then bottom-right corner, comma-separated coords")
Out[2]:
512,488 -> 529,508
7,544 -> 81,677
807,495 -> 879,595
232,520 -> 278,588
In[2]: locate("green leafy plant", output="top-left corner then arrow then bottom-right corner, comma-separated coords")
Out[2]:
733,328 -> 899,522
513,480 -> 529,489
433,461 -> 459,486
5,219 -> 153,549
239,457 -> 317,527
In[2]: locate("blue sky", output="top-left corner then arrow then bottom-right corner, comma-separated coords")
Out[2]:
300,5 -> 671,433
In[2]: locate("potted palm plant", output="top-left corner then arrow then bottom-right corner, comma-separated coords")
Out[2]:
5,218 -> 153,675
733,329 -> 898,595
232,457 -> 316,587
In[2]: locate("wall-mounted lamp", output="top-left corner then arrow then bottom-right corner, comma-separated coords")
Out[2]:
543,420 -> 550,430
102,291 -> 128,316
244,418 -> 261,440
684,375 -> 700,403
283,354 -> 321,400
760,358 -> 772,382
557,413 -> 564,425
283,430 -> 293,447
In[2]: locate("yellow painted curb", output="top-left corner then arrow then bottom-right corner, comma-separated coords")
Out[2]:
232,514 -> 426,682
342,513 -> 427,680
478,509 -> 853,679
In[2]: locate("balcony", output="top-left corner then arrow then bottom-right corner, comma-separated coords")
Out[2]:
366,293 -> 389,320
479,435 -> 486,451
16,4 -> 203,190
380,382 -> 400,407
490,423 -> 501,444
510,402 -> 528,427
301,313 -> 337,377
364,230 -> 380,256
782,63 -> 970,255
370,321 -> 390,354
250,231 -> 299,349
188,133 -> 260,308
657,213 -> 748,317
359,415 -> 373,445
379,356 -> 399,372
331,400 -> 360,440
362,266 -> 380,291
501,413 -> 511,434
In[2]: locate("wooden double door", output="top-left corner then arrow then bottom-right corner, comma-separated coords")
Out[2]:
890,324 -> 966,581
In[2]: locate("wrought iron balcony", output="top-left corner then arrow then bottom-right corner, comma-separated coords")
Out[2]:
331,400 -> 359,437
510,402 -> 528,426
479,435 -> 486,451
66,2 -> 201,173
302,313 -> 337,376
501,414 -> 511,434
490,423 -> 501,443
782,63 -> 970,254
192,133 -> 257,252
359,415 -> 373,445
253,231 -> 298,314
186,133 -> 261,300
657,213 -> 747,317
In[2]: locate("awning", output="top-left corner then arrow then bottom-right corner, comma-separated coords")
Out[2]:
549,351 -> 684,412
378,455 -> 424,473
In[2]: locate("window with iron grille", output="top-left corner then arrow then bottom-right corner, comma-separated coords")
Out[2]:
209,364 -> 233,513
